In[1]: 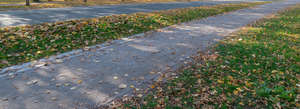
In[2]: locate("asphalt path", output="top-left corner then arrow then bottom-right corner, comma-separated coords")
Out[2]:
0,0 -> 268,27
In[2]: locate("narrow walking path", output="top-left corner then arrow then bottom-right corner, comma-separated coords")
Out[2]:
0,0 -> 299,109
0,0 -> 267,27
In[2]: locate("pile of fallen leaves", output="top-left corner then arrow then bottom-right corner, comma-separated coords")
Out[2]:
0,2 -> 268,69
116,4 -> 300,109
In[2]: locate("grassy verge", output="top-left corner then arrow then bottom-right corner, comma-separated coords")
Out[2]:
121,4 -> 300,109
0,2 -> 269,69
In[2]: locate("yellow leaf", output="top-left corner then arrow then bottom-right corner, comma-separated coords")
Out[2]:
233,90 -> 239,95
196,74 -> 201,78
296,103 -> 300,107
217,80 -> 224,84
245,81 -> 252,87
237,87 -> 243,92
82,21 -> 89,25
8,36 -> 15,40
77,80 -> 82,84
151,85 -> 155,89
272,70 -> 278,73
130,85 -> 135,88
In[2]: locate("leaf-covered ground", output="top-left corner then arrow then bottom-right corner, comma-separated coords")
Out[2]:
0,2 -> 268,69
118,4 -> 300,109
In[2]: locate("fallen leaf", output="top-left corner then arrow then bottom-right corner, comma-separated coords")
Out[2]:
118,84 -> 127,89
113,76 -> 118,80
77,80 -> 83,84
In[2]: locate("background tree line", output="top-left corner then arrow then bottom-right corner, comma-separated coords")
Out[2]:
26,0 -> 87,6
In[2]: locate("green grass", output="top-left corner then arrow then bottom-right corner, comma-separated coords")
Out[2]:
0,2 -> 269,69
121,4 -> 300,109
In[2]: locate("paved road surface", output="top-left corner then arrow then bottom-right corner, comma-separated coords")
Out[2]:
0,0 -> 268,27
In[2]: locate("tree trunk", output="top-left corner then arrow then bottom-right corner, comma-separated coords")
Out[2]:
26,0 -> 30,6
33,0 -> 40,2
